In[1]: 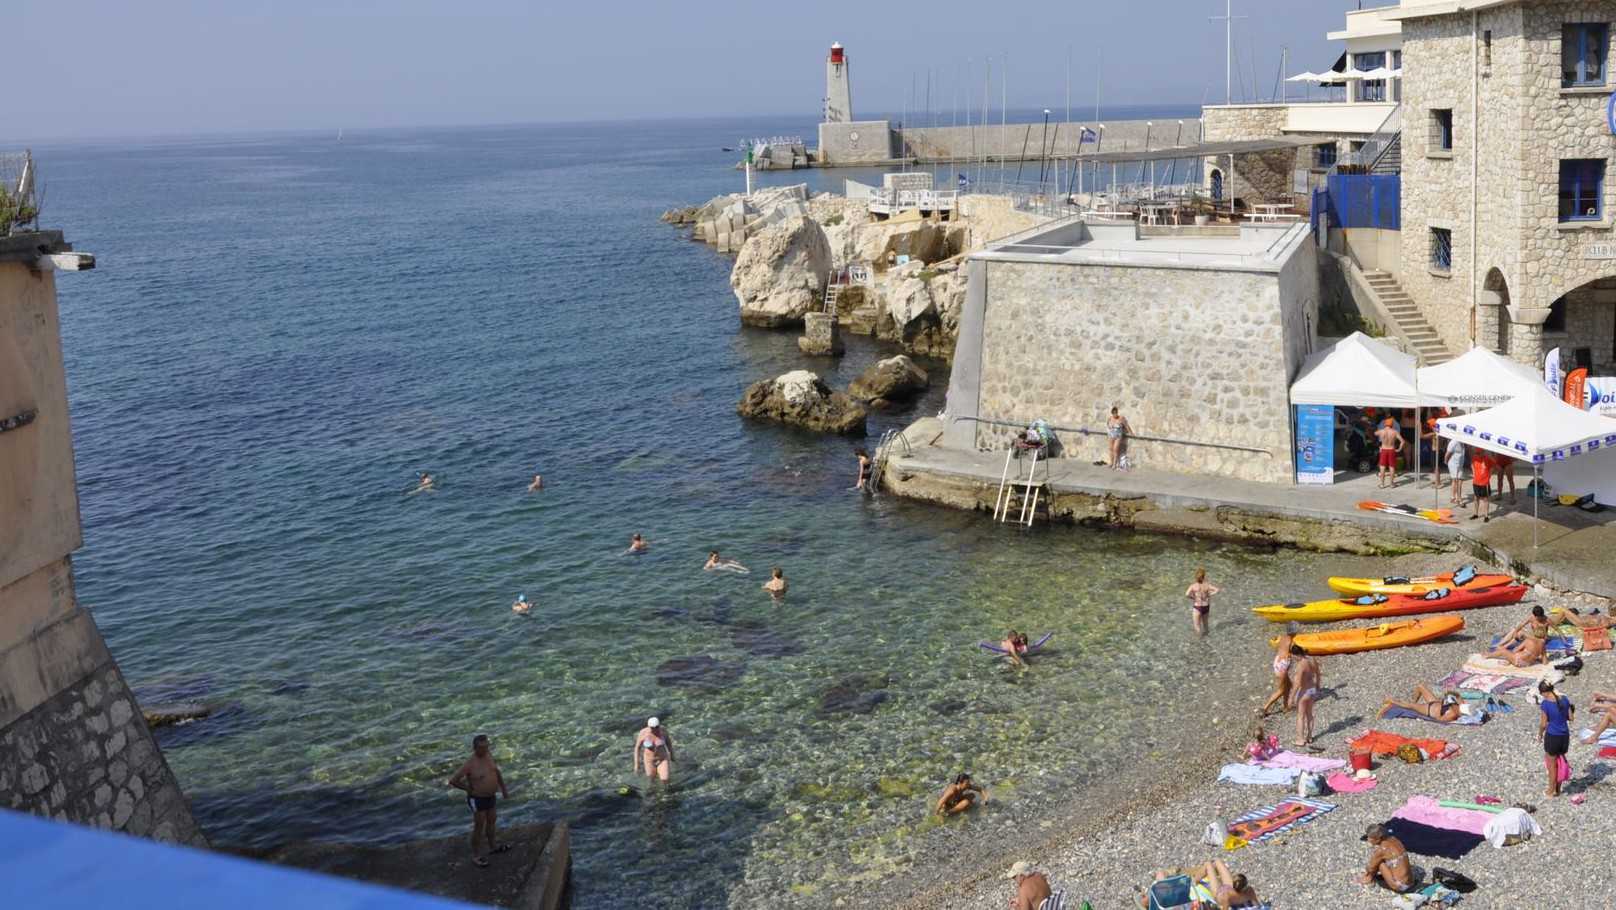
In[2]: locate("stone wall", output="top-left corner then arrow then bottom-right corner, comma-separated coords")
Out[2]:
961,251 -> 1312,483
1200,104 -> 1290,142
816,121 -> 896,165
1400,3 -> 1616,365
0,250 -> 205,845
897,118 -> 1203,163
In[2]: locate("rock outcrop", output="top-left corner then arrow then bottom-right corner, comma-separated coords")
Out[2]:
848,355 -> 929,406
730,216 -> 832,328
737,370 -> 868,436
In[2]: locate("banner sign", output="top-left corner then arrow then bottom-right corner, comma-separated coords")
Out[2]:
1545,347 -> 1562,398
1581,377 -> 1616,416
1564,367 -> 1589,409
1295,405 -> 1335,484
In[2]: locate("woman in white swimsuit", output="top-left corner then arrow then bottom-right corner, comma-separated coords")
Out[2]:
1262,623 -> 1298,716
1107,407 -> 1131,469
633,717 -> 674,783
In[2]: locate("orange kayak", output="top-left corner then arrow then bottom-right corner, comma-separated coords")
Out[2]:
1277,614 -> 1465,656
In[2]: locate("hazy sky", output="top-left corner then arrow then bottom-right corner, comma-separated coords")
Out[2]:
17,0 -> 1356,140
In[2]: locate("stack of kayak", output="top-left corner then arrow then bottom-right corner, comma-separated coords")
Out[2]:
1252,564 -> 1524,655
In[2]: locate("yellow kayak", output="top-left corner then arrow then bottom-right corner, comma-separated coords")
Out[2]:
1273,615 -> 1465,656
1253,583 -> 1526,623
1327,565 -> 1513,596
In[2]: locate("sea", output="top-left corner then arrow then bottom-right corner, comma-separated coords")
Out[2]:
37,108 -> 1395,908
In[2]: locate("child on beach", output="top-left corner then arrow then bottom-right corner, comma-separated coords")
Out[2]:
1184,568 -> 1219,638
1261,623 -> 1299,717
1288,645 -> 1321,748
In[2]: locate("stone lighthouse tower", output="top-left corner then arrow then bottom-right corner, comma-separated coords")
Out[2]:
824,42 -> 852,123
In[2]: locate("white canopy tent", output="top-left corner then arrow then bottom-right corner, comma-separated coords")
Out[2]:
1416,346 -> 1545,408
1436,386 -> 1616,543
1291,332 -> 1420,408
1285,71 -> 1325,82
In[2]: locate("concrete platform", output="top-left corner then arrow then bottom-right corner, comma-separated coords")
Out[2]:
881,418 -> 1616,598
255,822 -> 569,910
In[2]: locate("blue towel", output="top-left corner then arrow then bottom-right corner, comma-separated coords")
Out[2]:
1381,705 -> 1487,725
1489,634 -> 1575,652
1217,763 -> 1300,786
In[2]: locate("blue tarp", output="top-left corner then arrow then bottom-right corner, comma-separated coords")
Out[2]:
1323,175 -> 1400,230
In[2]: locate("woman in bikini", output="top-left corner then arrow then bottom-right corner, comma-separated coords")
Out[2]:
1106,406 -> 1131,469
632,717 -> 674,783
1261,623 -> 1299,717
1378,684 -> 1463,722
999,630 -> 1031,668
854,447 -> 871,492
1486,606 -> 1551,667
1184,568 -> 1219,638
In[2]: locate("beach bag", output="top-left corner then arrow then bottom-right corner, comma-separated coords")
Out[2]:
1432,868 -> 1478,893
1583,628 -> 1612,652
1396,743 -> 1424,764
1296,771 -> 1326,797
1556,755 -> 1572,784
1202,820 -> 1228,847
1554,655 -> 1583,676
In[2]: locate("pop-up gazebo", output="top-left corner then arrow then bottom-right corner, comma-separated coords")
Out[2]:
1436,386 -> 1616,544
1291,332 -> 1420,408
1417,346 -> 1544,408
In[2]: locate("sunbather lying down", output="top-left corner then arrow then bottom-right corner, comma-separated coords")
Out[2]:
1136,860 -> 1259,909
1379,684 -> 1463,722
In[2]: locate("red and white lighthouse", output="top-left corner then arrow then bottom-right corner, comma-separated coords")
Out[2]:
824,42 -> 853,123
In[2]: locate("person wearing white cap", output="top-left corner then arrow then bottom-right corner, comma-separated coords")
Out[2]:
1006,860 -> 1051,910
633,716 -> 675,782
511,594 -> 532,615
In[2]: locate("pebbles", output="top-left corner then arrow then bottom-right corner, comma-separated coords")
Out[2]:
896,560 -> 1614,910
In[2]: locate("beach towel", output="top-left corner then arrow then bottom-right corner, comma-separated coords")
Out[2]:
1380,705 -> 1487,725
1384,818 -> 1484,859
1600,746 -> 1616,760
1438,669 -> 1530,695
1350,730 -> 1459,761
1325,771 -> 1378,793
1394,796 -> 1493,835
1482,807 -> 1541,848
1253,750 -> 1347,773
1583,628 -> 1612,652
1462,655 -> 1564,684
1218,763 -> 1300,786
1581,727 -> 1616,748
1489,634 -> 1576,656
1227,797 -> 1336,844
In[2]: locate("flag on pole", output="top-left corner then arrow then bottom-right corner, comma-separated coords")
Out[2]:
957,173 -> 969,190
1079,127 -> 1099,144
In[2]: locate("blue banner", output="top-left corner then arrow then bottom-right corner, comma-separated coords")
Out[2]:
1296,405 -> 1335,485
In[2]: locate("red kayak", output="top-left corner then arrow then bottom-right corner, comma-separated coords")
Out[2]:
1253,583 -> 1529,623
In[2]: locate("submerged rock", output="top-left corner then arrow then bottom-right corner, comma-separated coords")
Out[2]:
847,354 -> 929,406
817,673 -> 892,717
655,656 -> 747,691
143,702 -> 218,728
729,621 -> 805,658
730,215 -> 832,328
737,370 -> 867,436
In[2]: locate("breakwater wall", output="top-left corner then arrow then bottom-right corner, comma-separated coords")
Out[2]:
817,118 -> 1205,167
0,233 -> 204,845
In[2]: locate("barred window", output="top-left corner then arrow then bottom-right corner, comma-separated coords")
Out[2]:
1430,227 -> 1452,272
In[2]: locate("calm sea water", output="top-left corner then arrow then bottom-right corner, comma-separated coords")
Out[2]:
41,112 -> 1391,908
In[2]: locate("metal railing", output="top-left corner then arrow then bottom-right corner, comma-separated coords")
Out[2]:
955,415 -> 1275,456
990,220 -> 1308,266
868,188 -> 959,213
1329,104 -> 1402,175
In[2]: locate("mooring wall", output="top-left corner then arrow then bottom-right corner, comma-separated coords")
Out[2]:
0,240 -> 204,845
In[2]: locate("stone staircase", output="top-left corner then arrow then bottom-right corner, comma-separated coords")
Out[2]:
1363,270 -> 1452,364
1370,133 -> 1401,175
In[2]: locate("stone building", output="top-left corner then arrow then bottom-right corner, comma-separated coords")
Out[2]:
940,218 -> 1320,483
1394,0 -> 1616,373
0,229 -> 204,844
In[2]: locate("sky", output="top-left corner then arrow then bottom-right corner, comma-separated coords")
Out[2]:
16,0 -> 1358,140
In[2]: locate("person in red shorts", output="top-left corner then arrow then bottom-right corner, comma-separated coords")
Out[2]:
1470,450 -> 1493,522
1491,452 -> 1517,503
1374,418 -> 1404,488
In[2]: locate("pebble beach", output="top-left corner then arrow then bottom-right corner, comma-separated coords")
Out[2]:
887,555 -> 1614,910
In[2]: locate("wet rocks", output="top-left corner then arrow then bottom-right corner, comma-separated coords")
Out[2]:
737,370 -> 868,436
730,214 -> 833,327
816,673 -> 892,717
847,354 -> 929,406
729,621 -> 805,658
655,656 -> 747,691
142,703 -> 218,728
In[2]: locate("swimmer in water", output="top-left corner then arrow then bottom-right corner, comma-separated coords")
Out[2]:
854,447 -> 871,492
527,473 -> 543,493
511,594 -> 532,615
1000,629 -> 1031,668
632,717 -> 674,783
411,472 -> 435,494
763,567 -> 787,601
704,551 -> 749,573
625,534 -> 649,555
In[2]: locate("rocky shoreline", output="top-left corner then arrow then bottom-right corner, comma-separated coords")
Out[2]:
663,184 -> 1046,362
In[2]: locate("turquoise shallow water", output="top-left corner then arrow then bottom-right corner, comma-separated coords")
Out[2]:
40,115 -> 1396,908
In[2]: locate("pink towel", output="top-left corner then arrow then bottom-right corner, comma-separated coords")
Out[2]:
1392,795 -> 1492,835
1325,771 -> 1378,793
1255,750 -> 1348,773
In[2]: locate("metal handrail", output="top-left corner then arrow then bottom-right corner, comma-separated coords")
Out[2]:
1329,104 -> 1402,174
954,415 -> 1274,456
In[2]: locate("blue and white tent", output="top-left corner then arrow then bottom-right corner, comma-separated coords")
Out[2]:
1435,385 -> 1616,465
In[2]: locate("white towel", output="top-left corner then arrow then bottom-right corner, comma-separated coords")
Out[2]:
1217,763 -> 1300,786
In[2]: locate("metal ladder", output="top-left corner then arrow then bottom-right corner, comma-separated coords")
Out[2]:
870,428 -> 909,495
822,272 -> 840,313
992,447 -> 1045,527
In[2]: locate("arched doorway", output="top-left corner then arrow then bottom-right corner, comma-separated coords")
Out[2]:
1482,268 -> 1511,355
1209,168 -> 1224,202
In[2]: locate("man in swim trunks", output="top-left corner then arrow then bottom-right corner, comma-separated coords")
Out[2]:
935,772 -> 987,816
527,473 -> 543,492
763,567 -> 787,601
1288,645 -> 1321,748
413,472 -> 435,494
448,734 -> 510,868
1469,451 -> 1493,522
1374,418 -> 1403,488
704,551 -> 747,573
626,533 -> 648,554
1006,861 -> 1052,910
1357,824 -> 1413,892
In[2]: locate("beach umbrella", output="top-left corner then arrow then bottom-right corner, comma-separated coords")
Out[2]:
1285,71 -> 1323,82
